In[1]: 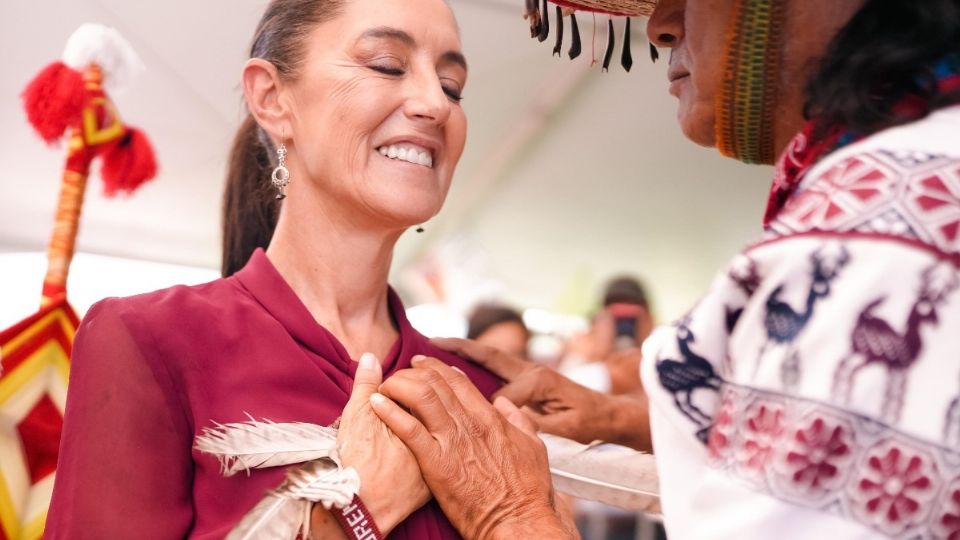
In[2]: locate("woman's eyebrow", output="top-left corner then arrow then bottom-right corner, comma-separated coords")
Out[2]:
357,26 -> 415,46
441,51 -> 468,72
357,26 -> 467,71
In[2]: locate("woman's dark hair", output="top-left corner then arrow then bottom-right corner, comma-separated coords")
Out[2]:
805,0 -> 960,137
222,0 -> 345,277
467,304 -> 528,340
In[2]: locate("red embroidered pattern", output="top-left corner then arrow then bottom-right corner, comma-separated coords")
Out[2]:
777,156 -> 897,230
937,479 -> 960,539
709,384 -> 959,539
764,125 -> 843,227
769,151 -> 960,258
905,164 -> 960,253
850,441 -> 940,535
778,415 -> 854,495
707,391 -> 736,460
739,403 -> 784,472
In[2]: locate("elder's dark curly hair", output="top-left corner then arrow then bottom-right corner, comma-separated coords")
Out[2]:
805,0 -> 960,136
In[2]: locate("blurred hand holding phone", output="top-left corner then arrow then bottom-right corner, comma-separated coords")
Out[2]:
608,303 -> 645,351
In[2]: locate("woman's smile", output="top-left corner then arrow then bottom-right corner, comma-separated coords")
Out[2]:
374,134 -> 439,169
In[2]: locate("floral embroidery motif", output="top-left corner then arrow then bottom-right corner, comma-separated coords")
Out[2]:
709,383 -> 958,539
707,389 -> 737,461
777,416 -> 853,495
850,441 -> 940,535
739,403 -> 784,471
935,478 -> 960,540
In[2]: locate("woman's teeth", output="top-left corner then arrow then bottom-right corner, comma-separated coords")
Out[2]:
377,145 -> 433,168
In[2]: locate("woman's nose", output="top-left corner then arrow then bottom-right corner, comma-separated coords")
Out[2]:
646,0 -> 685,48
404,74 -> 451,125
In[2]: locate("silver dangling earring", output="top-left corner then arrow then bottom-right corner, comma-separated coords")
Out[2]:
271,139 -> 290,200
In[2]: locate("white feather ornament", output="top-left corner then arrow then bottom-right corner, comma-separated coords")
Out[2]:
195,418 -> 340,476
541,434 -> 661,514
197,420 -> 662,538
226,492 -> 310,540
196,419 -> 360,540
226,459 -> 361,540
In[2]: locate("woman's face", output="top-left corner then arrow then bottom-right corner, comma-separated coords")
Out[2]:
284,0 -> 467,231
647,0 -> 737,147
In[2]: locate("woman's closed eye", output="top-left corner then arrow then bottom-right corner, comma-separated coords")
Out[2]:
369,63 -> 464,103
441,79 -> 464,103
368,60 -> 405,77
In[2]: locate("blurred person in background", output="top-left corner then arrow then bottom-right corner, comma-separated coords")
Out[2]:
467,303 -> 531,359
562,276 -> 654,396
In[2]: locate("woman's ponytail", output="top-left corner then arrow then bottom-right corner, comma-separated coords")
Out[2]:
221,114 -> 278,277
222,0 -> 345,276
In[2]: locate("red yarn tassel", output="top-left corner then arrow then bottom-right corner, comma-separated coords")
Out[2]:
99,126 -> 158,196
21,61 -> 85,144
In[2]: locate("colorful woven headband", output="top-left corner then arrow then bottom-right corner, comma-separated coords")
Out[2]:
522,0 -> 787,165
522,0 -> 659,71
715,0 -> 788,165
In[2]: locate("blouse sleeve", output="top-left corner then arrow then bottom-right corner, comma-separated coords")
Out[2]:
45,299 -> 194,539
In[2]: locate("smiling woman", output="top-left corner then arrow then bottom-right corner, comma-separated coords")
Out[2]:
222,1 -> 468,278
42,1 -> 510,539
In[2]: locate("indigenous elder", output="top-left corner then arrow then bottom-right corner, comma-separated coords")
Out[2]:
45,0 -> 503,538
368,0 -> 960,538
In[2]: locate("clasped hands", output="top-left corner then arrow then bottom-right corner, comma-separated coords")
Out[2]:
329,340 -> 650,539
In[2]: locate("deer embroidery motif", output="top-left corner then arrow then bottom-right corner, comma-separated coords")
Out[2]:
832,262 -> 959,423
755,244 -> 851,387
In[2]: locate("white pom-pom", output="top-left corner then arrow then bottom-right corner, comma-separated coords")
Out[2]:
61,23 -> 145,94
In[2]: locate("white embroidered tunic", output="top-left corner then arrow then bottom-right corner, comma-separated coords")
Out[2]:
640,105 -> 960,540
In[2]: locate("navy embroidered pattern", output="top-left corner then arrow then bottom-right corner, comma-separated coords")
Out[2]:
755,244 -> 850,388
656,319 -> 722,444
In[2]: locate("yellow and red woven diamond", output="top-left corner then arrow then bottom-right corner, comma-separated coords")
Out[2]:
0,298 -> 77,540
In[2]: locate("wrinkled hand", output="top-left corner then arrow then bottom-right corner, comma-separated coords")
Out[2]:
330,353 -> 430,534
434,338 -> 651,452
369,356 -> 574,540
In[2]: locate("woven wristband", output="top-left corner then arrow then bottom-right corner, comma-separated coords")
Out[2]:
331,494 -> 384,540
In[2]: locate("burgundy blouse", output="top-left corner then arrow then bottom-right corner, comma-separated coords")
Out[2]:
45,249 -> 502,539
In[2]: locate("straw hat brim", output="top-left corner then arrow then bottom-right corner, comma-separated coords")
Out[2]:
552,0 -> 658,17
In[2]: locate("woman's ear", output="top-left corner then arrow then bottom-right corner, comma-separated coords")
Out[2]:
242,58 -> 290,141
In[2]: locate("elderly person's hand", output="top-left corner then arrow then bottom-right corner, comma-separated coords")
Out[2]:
312,353 -> 430,536
435,338 -> 652,452
369,356 -> 576,540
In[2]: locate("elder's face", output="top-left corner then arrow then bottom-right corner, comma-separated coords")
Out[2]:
647,0 -> 737,147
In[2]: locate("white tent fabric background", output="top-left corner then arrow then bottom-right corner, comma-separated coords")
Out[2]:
0,0 -> 772,324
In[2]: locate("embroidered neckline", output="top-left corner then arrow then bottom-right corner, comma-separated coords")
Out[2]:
764,55 -> 960,227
